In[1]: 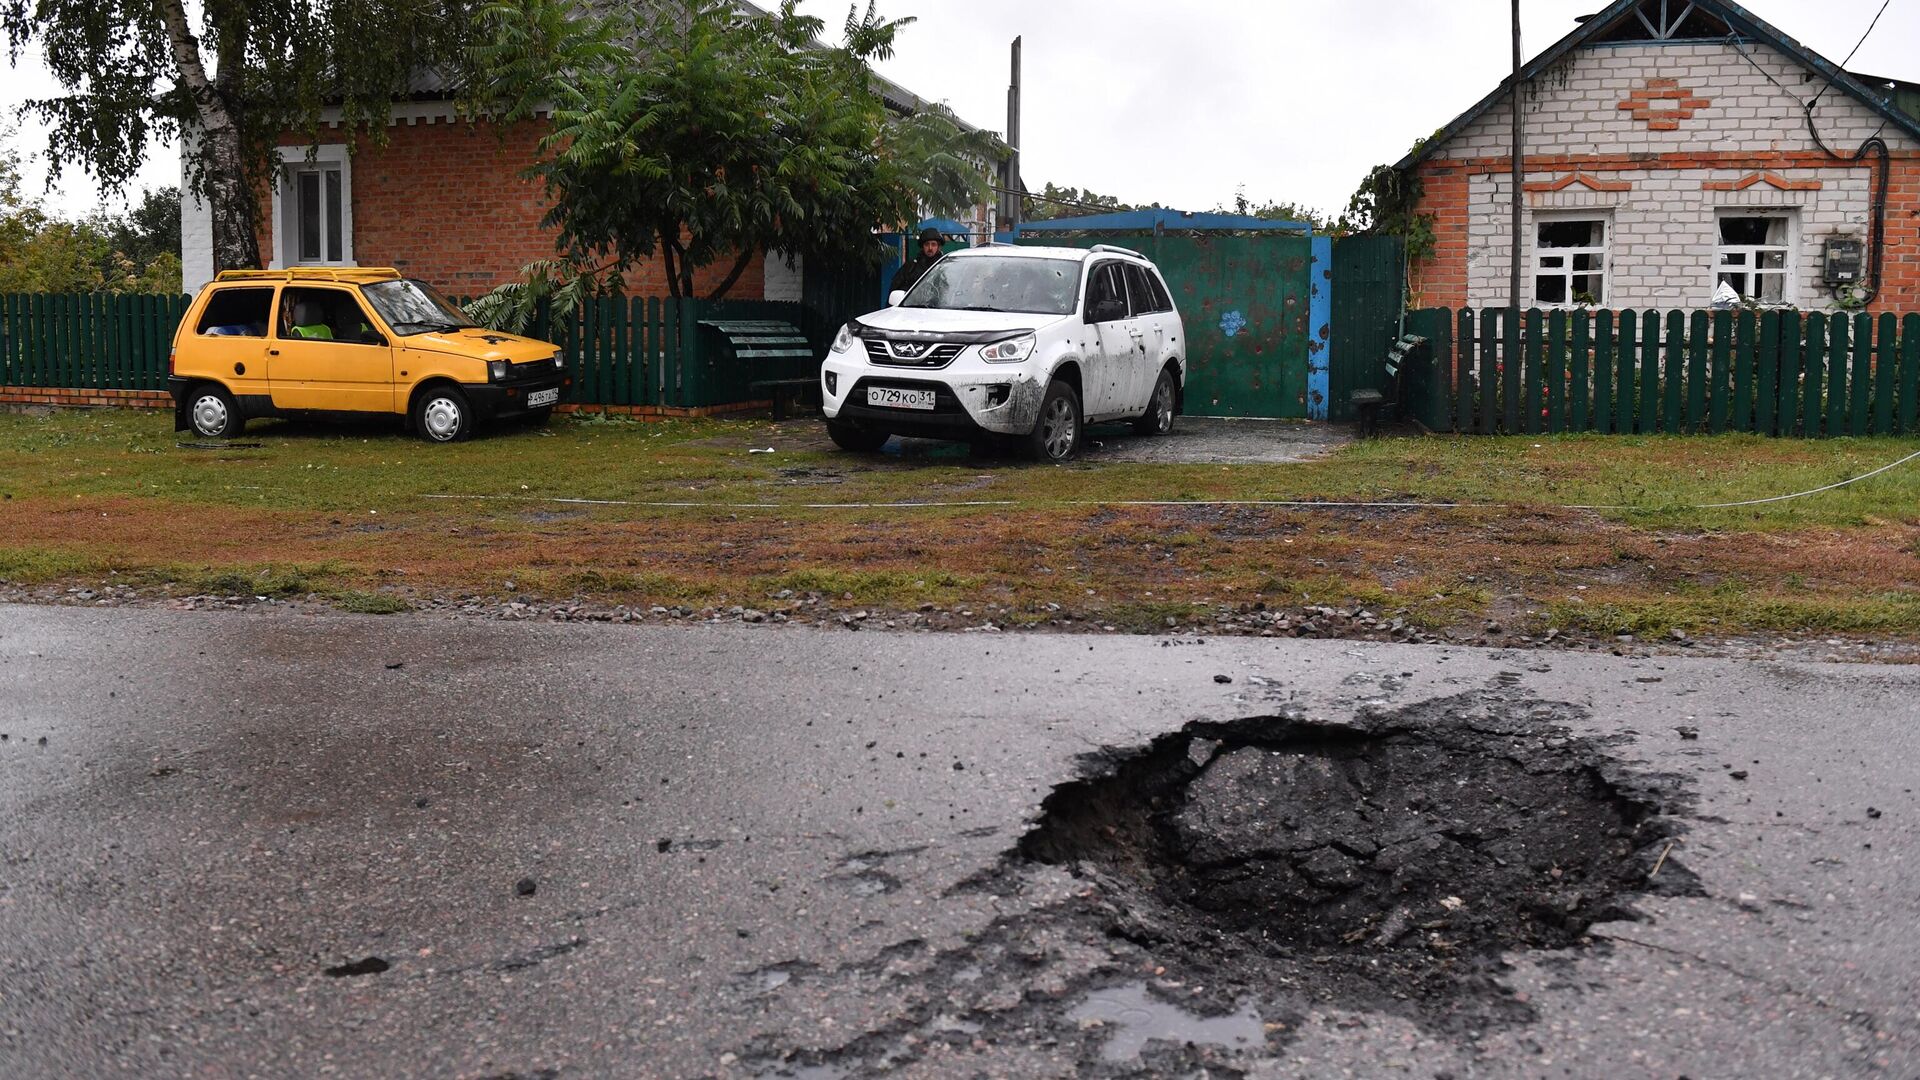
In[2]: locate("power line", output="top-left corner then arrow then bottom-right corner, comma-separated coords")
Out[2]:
1809,0 -> 1893,111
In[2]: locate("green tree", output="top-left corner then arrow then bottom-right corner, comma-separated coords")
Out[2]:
1217,185 -> 1335,232
1020,182 -> 1136,222
101,186 -> 182,270
467,0 -> 1003,316
1339,138 -> 1439,260
3,0 -> 475,273
0,141 -> 189,291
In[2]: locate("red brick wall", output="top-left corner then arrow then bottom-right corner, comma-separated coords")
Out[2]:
1408,150 -> 1920,313
266,120 -> 766,298
0,387 -> 762,420
1410,162 -> 1469,309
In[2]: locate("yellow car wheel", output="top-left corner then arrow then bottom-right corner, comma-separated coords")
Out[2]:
413,386 -> 473,443
188,385 -> 245,439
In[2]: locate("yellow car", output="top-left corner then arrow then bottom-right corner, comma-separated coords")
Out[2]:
168,267 -> 570,442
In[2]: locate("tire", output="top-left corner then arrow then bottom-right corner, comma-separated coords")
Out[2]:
413,385 -> 473,443
187,384 -> 244,439
1025,379 -> 1082,462
826,419 -> 890,452
1132,368 -> 1177,436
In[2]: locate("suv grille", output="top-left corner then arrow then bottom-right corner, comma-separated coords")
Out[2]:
864,339 -> 965,369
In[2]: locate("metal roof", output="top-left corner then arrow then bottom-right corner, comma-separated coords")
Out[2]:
1397,0 -> 1920,172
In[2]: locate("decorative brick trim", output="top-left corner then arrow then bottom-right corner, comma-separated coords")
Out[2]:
556,401 -> 773,420
1437,149 -> 1920,177
1701,171 -> 1823,192
1523,172 -> 1634,194
1615,78 -> 1711,130
0,387 -> 173,411
0,387 -> 780,419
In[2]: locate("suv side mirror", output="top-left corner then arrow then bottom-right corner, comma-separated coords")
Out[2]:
887,290 -> 907,307
1085,298 -> 1125,324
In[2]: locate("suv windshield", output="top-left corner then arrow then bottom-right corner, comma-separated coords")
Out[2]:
362,279 -> 478,336
902,256 -> 1081,315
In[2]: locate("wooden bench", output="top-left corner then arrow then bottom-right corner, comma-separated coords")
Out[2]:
1351,333 -> 1425,437
699,319 -> 819,419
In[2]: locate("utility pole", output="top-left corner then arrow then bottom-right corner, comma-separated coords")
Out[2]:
1002,36 -> 1023,231
1510,0 -> 1524,314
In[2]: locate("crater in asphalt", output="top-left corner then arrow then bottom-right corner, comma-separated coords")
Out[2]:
1018,695 -> 1700,1033
740,691 -> 1702,1077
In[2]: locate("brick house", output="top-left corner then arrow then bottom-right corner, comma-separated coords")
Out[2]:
1401,0 -> 1920,314
178,25 -> 994,299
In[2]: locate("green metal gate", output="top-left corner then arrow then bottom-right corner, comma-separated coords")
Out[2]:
1327,235 -> 1405,422
1016,232 -> 1313,418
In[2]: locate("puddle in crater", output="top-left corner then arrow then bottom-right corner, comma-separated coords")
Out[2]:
1067,982 -> 1264,1062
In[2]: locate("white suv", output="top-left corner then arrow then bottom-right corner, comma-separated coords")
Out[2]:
819,244 -> 1185,461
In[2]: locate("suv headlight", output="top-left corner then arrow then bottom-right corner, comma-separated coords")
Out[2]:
980,334 -> 1035,363
831,323 -> 857,354
488,360 -> 510,382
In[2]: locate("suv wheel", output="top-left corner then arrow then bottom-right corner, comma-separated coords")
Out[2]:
188,385 -> 244,439
1132,368 -> 1176,436
414,386 -> 473,443
1026,380 -> 1081,462
826,419 -> 890,452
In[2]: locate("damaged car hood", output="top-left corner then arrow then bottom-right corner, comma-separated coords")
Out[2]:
856,307 -> 1064,338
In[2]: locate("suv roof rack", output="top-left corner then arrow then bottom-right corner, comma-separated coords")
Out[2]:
1088,243 -> 1146,260
213,267 -> 404,283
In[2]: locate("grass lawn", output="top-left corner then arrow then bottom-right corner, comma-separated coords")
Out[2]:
2,408 -> 1917,648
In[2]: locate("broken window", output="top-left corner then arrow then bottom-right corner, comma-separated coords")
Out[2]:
196,287 -> 272,337
1533,219 -> 1607,307
1715,214 -> 1792,304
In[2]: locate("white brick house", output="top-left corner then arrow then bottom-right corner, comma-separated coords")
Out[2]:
1402,0 -> 1920,314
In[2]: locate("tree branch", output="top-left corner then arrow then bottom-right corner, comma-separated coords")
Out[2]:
704,248 -> 755,301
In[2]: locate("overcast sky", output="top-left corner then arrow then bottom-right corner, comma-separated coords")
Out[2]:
3,0 -> 1916,222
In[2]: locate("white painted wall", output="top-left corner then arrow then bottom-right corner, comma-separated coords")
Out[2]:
179,137 -> 215,295
763,250 -> 803,301
1435,41 -> 1916,310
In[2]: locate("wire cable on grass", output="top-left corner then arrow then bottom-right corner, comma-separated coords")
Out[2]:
416,444 -> 1920,514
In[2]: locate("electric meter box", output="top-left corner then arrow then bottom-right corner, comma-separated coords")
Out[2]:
1823,239 -> 1864,286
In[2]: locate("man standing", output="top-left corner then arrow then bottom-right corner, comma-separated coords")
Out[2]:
889,227 -> 947,297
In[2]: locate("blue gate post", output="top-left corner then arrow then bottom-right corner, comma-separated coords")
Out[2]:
1307,235 -> 1332,420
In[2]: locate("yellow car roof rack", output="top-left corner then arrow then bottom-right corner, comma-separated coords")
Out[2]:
213,267 -> 405,283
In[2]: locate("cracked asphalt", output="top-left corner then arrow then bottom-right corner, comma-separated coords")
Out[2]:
0,603 -> 1915,1078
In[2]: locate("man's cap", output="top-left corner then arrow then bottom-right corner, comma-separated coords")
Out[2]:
918,227 -> 943,243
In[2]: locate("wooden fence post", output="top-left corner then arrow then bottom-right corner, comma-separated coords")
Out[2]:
1874,312 -> 1897,435
1900,313 -> 1919,435
1455,309 -> 1474,433
1571,309 -> 1591,431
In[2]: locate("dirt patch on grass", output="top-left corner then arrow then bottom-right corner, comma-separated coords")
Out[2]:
4,492 -> 1918,656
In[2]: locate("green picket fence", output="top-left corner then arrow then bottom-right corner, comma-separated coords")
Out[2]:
1404,307 -> 1920,437
0,293 -> 193,392
0,291 -> 828,409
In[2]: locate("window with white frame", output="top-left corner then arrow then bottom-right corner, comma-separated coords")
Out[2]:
1715,213 -> 1792,304
273,145 -> 353,269
1533,218 -> 1608,306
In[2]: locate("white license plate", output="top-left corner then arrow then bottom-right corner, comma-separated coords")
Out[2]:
867,387 -> 936,410
526,387 -> 560,407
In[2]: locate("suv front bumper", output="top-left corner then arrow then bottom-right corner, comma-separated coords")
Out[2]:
820,354 -> 1047,437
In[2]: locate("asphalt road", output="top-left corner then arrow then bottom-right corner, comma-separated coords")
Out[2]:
0,604 -> 1914,1079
